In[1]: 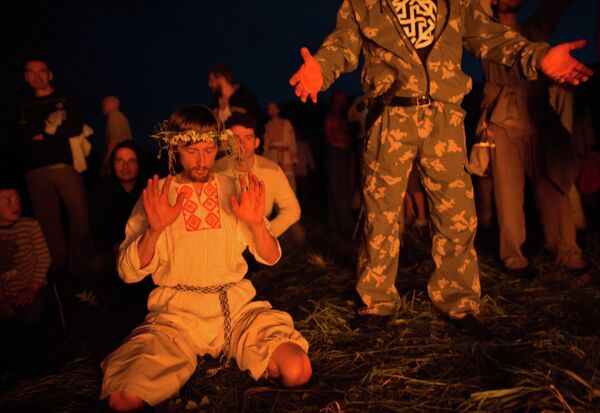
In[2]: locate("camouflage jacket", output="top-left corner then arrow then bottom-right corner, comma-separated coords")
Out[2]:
314,0 -> 550,106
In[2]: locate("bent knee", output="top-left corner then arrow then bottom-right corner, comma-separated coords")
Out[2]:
278,346 -> 312,387
108,391 -> 145,412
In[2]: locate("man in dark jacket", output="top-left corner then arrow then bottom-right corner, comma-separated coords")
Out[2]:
208,65 -> 264,138
17,58 -> 91,275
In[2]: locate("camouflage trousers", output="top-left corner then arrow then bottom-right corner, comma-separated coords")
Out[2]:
357,102 -> 480,319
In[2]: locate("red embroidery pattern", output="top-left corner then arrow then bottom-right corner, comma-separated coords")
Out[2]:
202,182 -> 221,228
177,182 -> 221,231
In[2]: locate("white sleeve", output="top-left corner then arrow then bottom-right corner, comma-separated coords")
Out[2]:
117,197 -> 162,283
240,217 -> 283,265
269,168 -> 301,237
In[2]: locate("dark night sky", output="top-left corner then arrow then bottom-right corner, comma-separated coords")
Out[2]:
2,0 -> 597,154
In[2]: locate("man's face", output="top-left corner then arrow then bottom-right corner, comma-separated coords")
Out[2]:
24,60 -> 53,92
178,140 -> 218,183
208,72 -> 222,97
231,125 -> 259,168
113,147 -> 139,183
0,189 -> 22,224
494,0 -> 523,13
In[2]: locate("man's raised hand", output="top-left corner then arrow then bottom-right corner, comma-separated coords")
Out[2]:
142,174 -> 185,233
289,47 -> 323,103
540,39 -> 594,85
231,172 -> 265,224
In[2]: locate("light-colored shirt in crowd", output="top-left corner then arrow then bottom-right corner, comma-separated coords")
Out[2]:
106,109 -> 132,147
213,155 -> 301,237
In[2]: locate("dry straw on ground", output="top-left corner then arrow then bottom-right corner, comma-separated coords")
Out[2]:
1,219 -> 599,412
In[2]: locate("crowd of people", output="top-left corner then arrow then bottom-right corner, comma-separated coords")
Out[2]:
1,0 -> 599,411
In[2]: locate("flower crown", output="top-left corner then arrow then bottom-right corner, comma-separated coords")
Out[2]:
151,120 -> 244,175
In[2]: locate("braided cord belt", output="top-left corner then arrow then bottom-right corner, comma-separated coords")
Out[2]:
173,282 -> 236,367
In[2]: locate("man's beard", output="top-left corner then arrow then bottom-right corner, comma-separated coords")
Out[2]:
186,167 -> 211,183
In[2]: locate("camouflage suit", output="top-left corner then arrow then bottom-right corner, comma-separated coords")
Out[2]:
314,0 -> 549,318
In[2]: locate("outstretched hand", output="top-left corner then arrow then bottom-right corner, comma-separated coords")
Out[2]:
540,39 -> 593,85
289,47 -> 323,103
142,174 -> 185,233
230,172 -> 265,224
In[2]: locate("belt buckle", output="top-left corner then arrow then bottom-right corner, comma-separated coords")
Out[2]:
416,96 -> 431,108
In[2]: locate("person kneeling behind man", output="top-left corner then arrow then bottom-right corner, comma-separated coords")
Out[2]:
100,105 -> 311,412
214,113 -> 305,262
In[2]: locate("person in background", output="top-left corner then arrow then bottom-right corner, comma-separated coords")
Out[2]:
479,0 -> 587,272
90,140 -> 146,267
264,102 -> 298,192
17,58 -> 91,276
0,183 -> 51,328
208,65 -> 263,138
293,130 -> 317,208
89,140 -> 150,317
214,113 -> 305,260
100,95 -> 132,177
324,90 -> 355,238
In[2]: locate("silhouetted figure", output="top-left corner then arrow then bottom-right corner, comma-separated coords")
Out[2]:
208,65 -> 263,137
293,131 -> 316,208
324,90 -> 354,237
264,102 -> 298,192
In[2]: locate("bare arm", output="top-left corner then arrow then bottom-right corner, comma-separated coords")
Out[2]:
136,227 -> 162,269
269,168 -> 301,237
248,220 -> 280,265
231,172 -> 279,264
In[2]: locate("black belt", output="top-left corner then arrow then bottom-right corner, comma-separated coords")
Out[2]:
386,95 -> 433,107
365,95 -> 434,134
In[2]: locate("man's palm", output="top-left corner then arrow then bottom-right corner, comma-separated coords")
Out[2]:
142,175 -> 184,233
289,47 -> 323,103
540,40 -> 593,85
231,173 -> 265,224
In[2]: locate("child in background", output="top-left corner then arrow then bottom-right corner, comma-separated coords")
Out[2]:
0,184 -> 51,326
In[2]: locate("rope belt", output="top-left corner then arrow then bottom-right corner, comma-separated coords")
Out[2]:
173,282 -> 236,367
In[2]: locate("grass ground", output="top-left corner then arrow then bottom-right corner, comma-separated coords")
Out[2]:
1,207 -> 599,413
